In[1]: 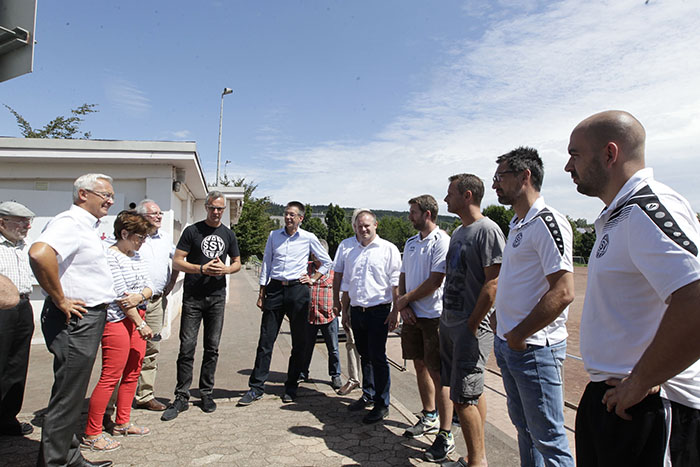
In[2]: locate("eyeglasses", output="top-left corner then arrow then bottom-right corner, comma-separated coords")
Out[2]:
146,211 -> 163,217
1,217 -> 32,226
206,205 -> 225,211
492,170 -> 520,183
133,233 -> 147,241
284,212 -> 301,218
85,189 -> 115,201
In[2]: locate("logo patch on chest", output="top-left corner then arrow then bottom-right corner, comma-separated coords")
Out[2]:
512,232 -> 523,248
595,233 -> 609,258
201,235 -> 225,259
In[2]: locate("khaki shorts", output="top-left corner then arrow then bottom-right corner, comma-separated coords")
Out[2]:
400,317 -> 441,372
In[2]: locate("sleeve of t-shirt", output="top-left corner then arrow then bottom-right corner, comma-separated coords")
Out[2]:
480,223 -> 506,268
430,233 -> 449,273
107,252 -> 128,298
37,217 -> 80,262
226,229 -> 240,259
533,215 -> 573,276
175,225 -> 194,253
628,206 -> 700,304
388,244 -> 402,287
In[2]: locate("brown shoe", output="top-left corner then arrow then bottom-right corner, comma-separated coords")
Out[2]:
136,398 -> 167,411
337,380 -> 360,396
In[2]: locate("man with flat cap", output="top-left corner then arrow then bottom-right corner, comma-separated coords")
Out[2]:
0,201 -> 35,437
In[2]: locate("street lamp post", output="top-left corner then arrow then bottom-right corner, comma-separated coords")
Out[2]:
216,87 -> 234,185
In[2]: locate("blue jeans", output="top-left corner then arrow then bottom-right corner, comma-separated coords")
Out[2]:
494,336 -> 574,467
175,294 -> 226,399
351,304 -> 391,408
302,318 -> 341,378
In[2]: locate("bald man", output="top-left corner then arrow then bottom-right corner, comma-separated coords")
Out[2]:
566,110 -> 700,466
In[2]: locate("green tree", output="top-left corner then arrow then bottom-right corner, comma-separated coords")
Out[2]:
4,103 -> 98,139
300,204 -> 328,240
482,204 -> 514,237
325,204 -> 353,257
232,178 -> 275,263
377,216 -> 416,251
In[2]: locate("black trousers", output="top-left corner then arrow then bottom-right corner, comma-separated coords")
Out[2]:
670,400 -> 700,466
248,281 -> 309,394
37,299 -> 107,467
575,381 -> 666,467
0,297 -> 34,428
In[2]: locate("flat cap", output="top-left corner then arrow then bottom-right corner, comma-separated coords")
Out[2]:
0,201 -> 36,218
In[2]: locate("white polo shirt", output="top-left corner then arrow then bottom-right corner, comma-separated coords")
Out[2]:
581,168 -> 700,409
37,205 -> 116,307
494,197 -> 573,346
139,229 -> 175,295
400,227 -> 450,319
335,235 -> 401,308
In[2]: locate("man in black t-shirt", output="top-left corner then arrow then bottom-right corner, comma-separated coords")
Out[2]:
162,191 -> 241,421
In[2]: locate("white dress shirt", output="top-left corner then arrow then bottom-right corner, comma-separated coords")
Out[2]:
259,227 -> 332,285
139,229 -> 175,295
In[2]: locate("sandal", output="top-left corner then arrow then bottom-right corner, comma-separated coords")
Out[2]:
113,423 -> 151,437
80,433 -> 121,452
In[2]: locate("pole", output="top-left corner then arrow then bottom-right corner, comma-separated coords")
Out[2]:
216,88 -> 233,185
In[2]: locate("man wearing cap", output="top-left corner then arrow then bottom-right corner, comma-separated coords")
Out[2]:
133,199 -> 179,411
0,201 -> 36,437
30,173 -> 116,467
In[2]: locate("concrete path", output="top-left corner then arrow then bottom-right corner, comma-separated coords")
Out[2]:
1,268 -> 577,466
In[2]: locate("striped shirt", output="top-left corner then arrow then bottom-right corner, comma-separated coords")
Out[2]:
106,247 -> 152,322
0,233 -> 33,294
308,262 -> 335,325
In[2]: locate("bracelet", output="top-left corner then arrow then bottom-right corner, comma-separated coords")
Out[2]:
200,264 -> 204,274
140,292 -> 147,302
136,321 -> 147,331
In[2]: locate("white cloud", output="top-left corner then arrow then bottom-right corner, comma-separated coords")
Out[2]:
105,78 -> 151,117
238,0 -> 700,222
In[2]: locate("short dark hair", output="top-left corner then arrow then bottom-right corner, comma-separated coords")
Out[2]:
496,146 -> 544,191
408,195 -> 439,220
206,191 -> 225,205
286,201 -> 305,217
113,210 -> 151,237
448,173 -> 484,205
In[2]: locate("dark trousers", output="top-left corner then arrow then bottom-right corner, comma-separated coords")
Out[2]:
248,281 -> 309,395
301,318 -> 341,378
37,299 -> 107,467
351,304 -> 391,408
670,400 -> 700,466
575,381 -> 666,467
175,294 -> 226,399
0,297 -> 34,428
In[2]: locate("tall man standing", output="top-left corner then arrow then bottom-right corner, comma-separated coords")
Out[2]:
134,199 -> 179,411
0,201 -> 36,437
238,201 -> 332,405
30,173 -> 117,467
333,209 -> 401,424
396,195 -> 453,460
491,147 -> 575,466
566,110 -> 700,466
162,191 -> 241,421
440,175 -> 505,467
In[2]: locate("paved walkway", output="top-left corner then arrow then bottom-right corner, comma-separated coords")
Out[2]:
1,268 -> 576,466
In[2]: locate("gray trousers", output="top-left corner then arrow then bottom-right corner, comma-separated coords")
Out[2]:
37,299 -> 107,467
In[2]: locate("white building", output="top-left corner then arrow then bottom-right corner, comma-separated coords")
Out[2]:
0,137 -> 244,342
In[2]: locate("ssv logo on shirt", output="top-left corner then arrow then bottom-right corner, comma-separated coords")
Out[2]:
596,233 -> 609,258
201,235 -> 225,259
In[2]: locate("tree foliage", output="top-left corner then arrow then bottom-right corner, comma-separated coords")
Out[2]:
568,216 -> 596,262
232,178 -> 275,263
300,204 -> 328,240
325,204 -> 353,258
4,103 -> 98,139
377,216 -> 416,251
482,204 -> 514,237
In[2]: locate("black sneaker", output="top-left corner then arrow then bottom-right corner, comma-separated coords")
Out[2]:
362,405 -> 389,424
201,394 -> 216,413
161,397 -> 189,421
237,389 -> 263,406
347,396 -> 374,412
330,375 -> 343,390
425,430 -> 456,462
281,392 -> 295,403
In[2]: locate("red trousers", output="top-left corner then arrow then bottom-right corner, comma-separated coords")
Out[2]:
85,313 -> 146,436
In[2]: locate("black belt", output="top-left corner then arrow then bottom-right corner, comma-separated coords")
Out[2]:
19,293 -> 30,300
270,278 -> 301,286
351,303 -> 391,312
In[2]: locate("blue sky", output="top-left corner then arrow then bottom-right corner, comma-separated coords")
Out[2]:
2,0 -> 699,222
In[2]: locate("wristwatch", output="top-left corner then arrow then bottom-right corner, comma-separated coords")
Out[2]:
136,321 -> 147,331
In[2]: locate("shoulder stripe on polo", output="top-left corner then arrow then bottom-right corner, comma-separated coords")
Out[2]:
623,185 -> 698,256
536,208 -> 565,256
